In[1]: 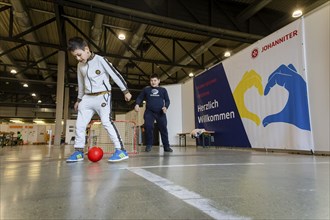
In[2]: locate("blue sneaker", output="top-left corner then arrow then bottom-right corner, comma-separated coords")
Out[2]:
66,151 -> 84,162
108,149 -> 129,162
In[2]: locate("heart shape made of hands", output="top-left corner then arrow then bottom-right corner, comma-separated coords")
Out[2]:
233,64 -> 310,131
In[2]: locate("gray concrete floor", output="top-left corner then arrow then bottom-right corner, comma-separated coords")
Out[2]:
0,145 -> 329,220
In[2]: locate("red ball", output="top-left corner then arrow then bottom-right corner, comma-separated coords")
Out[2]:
88,147 -> 104,162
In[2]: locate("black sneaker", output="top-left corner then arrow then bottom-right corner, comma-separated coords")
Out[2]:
164,147 -> 173,152
145,146 -> 152,152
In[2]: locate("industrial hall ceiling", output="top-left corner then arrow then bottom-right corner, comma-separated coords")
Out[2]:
0,0 -> 328,118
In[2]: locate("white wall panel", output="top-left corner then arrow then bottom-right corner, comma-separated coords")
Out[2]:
163,84 -> 182,146
181,78 -> 196,145
304,2 -> 330,152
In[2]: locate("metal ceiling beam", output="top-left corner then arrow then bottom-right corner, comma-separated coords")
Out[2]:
65,17 -> 103,52
214,1 -> 244,32
177,0 -> 202,24
145,32 -> 231,49
179,43 -> 250,83
0,76 -> 144,92
0,87 -> 56,96
0,45 -> 28,80
207,48 -> 221,63
0,63 -> 58,74
13,17 -> 56,39
0,43 -> 25,57
106,27 -> 141,59
60,0 -> 263,43
0,36 -> 61,49
90,14 -> 104,52
10,0 -> 54,83
116,24 -> 147,71
13,51 -> 58,77
175,40 -> 203,68
9,4 -> 14,37
0,5 -> 29,81
0,76 -> 57,85
0,102 -> 56,107
0,42 -> 202,70
236,0 -> 273,22
54,3 -> 67,48
144,35 -> 172,63
57,0 -> 263,83
161,38 -> 219,81
0,5 -> 10,12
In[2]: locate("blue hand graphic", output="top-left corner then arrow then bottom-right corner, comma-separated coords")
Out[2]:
263,64 -> 311,130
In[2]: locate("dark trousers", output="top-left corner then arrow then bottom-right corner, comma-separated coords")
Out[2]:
144,109 -> 169,148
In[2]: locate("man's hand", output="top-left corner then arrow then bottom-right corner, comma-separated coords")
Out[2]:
125,92 -> 132,102
134,104 -> 140,112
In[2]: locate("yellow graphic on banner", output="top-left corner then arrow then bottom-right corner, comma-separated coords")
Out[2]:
233,70 -> 263,126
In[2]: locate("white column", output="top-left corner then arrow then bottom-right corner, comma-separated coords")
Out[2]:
63,86 -> 70,140
54,50 -> 65,146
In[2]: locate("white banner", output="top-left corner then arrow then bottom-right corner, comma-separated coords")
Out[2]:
223,18 -> 313,150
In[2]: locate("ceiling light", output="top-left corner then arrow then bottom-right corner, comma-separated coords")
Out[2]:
224,51 -> 231,57
189,72 -> 194,77
10,119 -> 23,123
118,33 -> 126,40
23,83 -> 28,87
38,100 -> 42,103
31,93 -> 36,97
10,69 -> 17,74
34,120 -> 45,124
292,9 -> 302,18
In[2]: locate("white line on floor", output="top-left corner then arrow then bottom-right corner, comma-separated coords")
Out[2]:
121,161 -> 329,170
128,168 -> 250,220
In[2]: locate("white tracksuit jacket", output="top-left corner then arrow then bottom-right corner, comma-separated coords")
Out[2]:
77,54 -> 129,99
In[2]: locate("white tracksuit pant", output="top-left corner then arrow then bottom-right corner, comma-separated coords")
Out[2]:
74,93 -> 123,150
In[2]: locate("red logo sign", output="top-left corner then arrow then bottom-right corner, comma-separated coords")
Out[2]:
251,48 -> 258,58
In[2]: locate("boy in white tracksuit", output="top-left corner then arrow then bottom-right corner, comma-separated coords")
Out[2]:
66,37 -> 132,163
